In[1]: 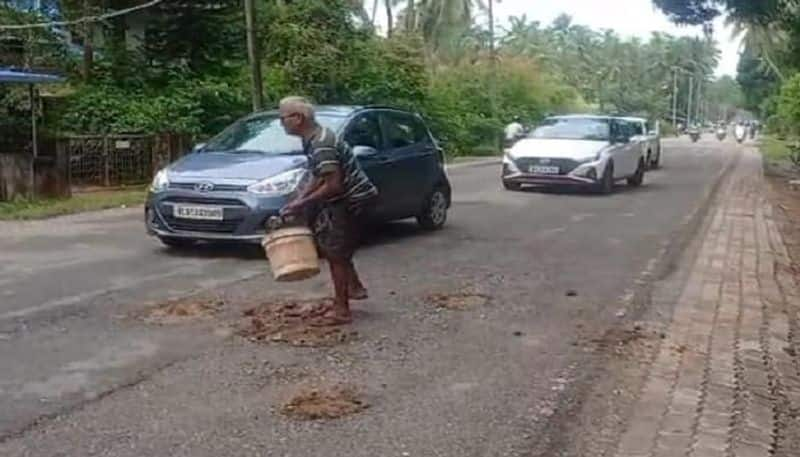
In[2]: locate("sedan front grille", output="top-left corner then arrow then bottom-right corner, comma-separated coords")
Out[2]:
161,215 -> 243,233
514,157 -> 580,175
168,182 -> 248,192
158,197 -> 248,234
162,196 -> 245,206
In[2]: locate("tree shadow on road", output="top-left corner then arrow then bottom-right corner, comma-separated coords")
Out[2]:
360,221 -> 430,248
517,182 -> 665,198
158,241 -> 265,260
156,221 -> 431,259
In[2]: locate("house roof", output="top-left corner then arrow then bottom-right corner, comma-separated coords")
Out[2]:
0,68 -> 65,84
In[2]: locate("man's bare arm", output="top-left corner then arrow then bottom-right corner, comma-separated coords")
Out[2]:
282,166 -> 344,214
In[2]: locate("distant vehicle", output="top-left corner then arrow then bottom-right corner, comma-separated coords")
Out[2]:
689,127 -> 701,143
502,115 -> 647,194
716,126 -> 727,141
621,117 -> 662,169
735,123 -> 747,144
146,105 -> 452,247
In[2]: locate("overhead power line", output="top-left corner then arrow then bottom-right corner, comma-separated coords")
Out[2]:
0,0 -> 163,31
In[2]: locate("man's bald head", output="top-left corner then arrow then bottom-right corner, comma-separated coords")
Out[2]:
279,96 -> 317,137
279,96 -> 315,121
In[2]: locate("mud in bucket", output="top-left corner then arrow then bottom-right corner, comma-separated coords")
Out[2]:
261,227 -> 320,282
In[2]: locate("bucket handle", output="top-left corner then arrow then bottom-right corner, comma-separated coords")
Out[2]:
266,214 -> 301,231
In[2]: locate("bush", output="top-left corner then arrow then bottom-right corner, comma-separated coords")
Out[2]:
56,75 -> 249,135
776,74 -> 800,137
659,122 -> 677,137
423,56 -> 582,155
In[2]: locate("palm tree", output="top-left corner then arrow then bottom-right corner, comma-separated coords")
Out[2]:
727,17 -> 787,81
415,0 -> 485,60
371,0 -> 379,25
385,0 -> 393,36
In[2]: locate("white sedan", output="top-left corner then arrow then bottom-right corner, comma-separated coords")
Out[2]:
502,115 -> 648,194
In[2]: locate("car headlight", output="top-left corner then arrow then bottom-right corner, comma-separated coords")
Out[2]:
572,166 -> 597,179
150,169 -> 169,192
247,168 -> 307,196
503,153 -> 520,173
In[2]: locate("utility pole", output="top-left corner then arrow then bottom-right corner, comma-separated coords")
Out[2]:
694,82 -> 702,125
672,68 -> 678,128
488,0 -> 498,150
686,75 -> 694,127
244,0 -> 263,111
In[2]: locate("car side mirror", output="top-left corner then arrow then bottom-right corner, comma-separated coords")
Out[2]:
611,134 -> 629,144
352,145 -> 379,158
192,143 -> 206,153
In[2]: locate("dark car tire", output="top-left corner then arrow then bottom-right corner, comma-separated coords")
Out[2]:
503,180 -> 522,191
597,162 -> 614,195
627,159 -> 645,187
417,187 -> 448,230
650,148 -> 661,169
159,237 -> 196,249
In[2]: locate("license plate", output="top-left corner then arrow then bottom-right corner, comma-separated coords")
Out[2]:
530,165 -> 560,175
173,205 -> 224,221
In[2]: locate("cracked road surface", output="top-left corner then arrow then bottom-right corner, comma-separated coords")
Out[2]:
1,139 -> 735,455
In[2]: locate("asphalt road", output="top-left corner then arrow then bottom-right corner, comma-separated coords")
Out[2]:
0,138 -> 735,455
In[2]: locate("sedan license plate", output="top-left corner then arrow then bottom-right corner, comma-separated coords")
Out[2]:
173,205 -> 224,221
530,165 -> 560,175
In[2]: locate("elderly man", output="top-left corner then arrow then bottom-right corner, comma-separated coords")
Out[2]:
279,96 -> 378,325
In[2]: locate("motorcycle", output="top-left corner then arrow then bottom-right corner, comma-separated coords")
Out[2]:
735,126 -> 746,144
689,129 -> 700,143
716,129 -> 727,141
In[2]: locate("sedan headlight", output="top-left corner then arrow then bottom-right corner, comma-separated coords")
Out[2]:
503,153 -> 520,173
247,168 -> 307,196
150,169 -> 169,192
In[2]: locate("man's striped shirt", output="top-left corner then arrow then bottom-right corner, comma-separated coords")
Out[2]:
303,126 -> 378,210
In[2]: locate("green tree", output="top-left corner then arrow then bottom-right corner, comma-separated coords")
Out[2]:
736,44 -> 780,115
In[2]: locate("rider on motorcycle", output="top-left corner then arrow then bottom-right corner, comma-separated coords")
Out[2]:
688,124 -> 701,142
716,124 -> 727,141
734,122 -> 747,143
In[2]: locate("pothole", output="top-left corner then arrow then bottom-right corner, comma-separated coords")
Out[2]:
140,298 -> 223,325
281,384 -> 368,421
426,291 -> 490,310
237,299 -> 358,347
585,325 -> 660,356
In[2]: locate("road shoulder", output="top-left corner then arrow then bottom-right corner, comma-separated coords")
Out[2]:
552,146 -> 800,457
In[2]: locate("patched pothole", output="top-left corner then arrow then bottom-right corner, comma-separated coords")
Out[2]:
237,299 -> 358,347
139,298 -> 223,325
582,325 -> 660,356
426,291 -> 490,310
281,384 -> 368,421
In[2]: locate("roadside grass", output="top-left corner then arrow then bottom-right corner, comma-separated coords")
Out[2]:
446,144 -> 503,164
760,136 -> 792,163
0,187 -> 146,221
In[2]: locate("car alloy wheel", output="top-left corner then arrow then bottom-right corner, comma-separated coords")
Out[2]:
418,188 -> 448,230
598,162 -> 614,194
627,159 -> 645,187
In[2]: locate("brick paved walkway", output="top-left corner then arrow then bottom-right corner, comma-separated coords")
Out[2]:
613,149 -> 800,457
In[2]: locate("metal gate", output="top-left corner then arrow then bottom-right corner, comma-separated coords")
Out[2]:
64,133 -> 192,188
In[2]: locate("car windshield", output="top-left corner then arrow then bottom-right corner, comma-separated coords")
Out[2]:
529,118 -> 610,141
202,113 -> 347,154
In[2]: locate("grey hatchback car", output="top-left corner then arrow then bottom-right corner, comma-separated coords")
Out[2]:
145,105 -> 452,247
